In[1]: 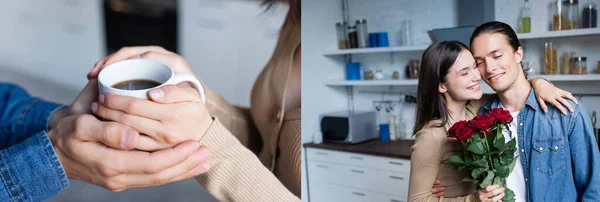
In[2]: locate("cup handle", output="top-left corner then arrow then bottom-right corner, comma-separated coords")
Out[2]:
165,73 -> 206,103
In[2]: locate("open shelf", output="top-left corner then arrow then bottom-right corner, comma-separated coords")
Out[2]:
322,45 -> 429,56
517,28 -> 600,40
324,79 -> 418,86
325,74 -> 600,86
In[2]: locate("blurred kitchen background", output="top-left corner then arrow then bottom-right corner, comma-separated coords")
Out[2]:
0,0 -> 287,201
302,0 -> 600,201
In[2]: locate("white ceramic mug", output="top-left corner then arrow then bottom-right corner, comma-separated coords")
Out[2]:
98,59 -> 206,103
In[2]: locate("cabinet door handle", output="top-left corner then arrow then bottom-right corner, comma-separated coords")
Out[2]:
391,199 -> 405,202
389,161 -> 404,166
350,156 -> 364,160
390,176 -> 405,180
317,164 -> 329,169
316,152 -> 328,155
351,169 -> 364,174
352,192 -> 365,196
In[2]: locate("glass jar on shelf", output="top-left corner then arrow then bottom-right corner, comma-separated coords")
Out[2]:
374,69 -> 384,80
348,25 -> 358,49
544,42 -> 558,74
563,0 -> 580,29
520,0 -> 531,33
392,71 -> 400,80
562,52 -> 575,74
551,0 -> 564,30
356,19 -> 369,48
583,0 -> 598,28
571,56 -> 587,74
335,22 -> 348,49
364,69 -> 374,80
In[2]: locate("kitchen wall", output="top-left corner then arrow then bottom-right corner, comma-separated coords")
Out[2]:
302,0 -> 460,144
495,0 -> 600,118
0,0 -> 285,201
303,0 -> 600,148
180,0 -> 288,107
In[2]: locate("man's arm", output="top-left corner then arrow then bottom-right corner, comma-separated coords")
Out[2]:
569,103 -> 600,200
0,131 -> 68,202
0,83 -> 64,149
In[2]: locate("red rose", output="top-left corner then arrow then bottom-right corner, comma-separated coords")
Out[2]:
488,108 -> 513,124
469,114 -> 495,131
448,120 -> 475,141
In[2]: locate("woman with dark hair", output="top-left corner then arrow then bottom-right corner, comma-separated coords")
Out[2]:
87,0 -> 301,201
407,40 -> 576,202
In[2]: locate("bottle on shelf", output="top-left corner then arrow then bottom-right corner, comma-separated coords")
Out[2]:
335,22 -> 349,49
356,19 -> 369,48
348,25 -> 358,48
520,0 -> 531,33
583,0 -> 598,28
544,42 -> 558,74
551,0 -> 564,31
563,0 -> 580,29
562,52 -> 575,74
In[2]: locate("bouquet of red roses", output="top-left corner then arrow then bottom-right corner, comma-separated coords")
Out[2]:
447,108 -> 517,202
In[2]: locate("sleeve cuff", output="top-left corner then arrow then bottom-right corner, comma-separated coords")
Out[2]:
0,131 -> 68,201
16,99 -> 65,137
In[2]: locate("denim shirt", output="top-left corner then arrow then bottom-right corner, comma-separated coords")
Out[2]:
479,89 -> 600,201
0,83 -> 69,202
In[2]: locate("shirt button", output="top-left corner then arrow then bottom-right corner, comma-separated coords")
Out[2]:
525,178 -> 528,182
539,147 -> 544,151
554,146 -> 559,150
276,110 -> 282,123
519,122 -> 523,126
521,149 -> 525,152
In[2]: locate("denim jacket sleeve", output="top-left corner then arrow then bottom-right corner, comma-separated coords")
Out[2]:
568,104 -> 600,200
0,131 -> 69,202
0,83 -> 65,149
0,83 -> 69,201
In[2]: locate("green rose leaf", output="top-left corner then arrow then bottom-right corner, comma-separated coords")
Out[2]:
493,176 -> 504,187
503,188 -> 516,202
449,155 -> 466,167
508,156 -> 518,173
471,159 -> 489,168
472,168 -> 487,179
496,165 -> 510,178
468,142 -> 486,155
493,133 -> 506,149
480,171 -> 495,188
464,155 -> 473,164
506,138 -> 517,150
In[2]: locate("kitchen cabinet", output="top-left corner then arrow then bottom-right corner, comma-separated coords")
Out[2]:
304,140 -> 413,202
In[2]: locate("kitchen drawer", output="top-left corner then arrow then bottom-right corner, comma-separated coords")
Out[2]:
306,148 -> 340,163
340,165 -> 409,197
307,160 -> 409,197
307,161 -> 344,185
309,181 -> 408,202
376,169 -> 410,197
306,148 -> 411,173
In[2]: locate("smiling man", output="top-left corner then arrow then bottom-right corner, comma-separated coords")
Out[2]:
471,21 -> 600,201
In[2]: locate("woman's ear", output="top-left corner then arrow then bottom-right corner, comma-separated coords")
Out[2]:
439,83 -> 448,94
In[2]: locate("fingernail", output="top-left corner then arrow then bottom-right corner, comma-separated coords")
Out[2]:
99,94 -> 105,104
122,129 -> 136,148
90,102 -> 98,112
198,152 -> 210,161
149,88 -> 164,99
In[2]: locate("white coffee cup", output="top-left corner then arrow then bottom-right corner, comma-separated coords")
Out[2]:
98,59 -> 206,102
